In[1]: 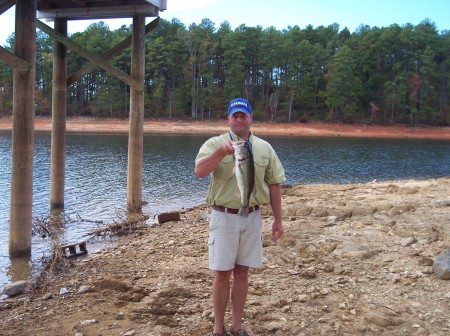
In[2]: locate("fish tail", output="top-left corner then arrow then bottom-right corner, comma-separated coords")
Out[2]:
238,205 -> 249,217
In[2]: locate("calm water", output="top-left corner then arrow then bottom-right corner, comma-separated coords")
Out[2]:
1,133 -> 449,289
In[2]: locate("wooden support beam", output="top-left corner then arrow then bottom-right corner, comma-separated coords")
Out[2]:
36,19 -> 144,90
127,14 -> 146,214
9,0 -> 36,258
0,0 -> 15,15
50,18 -> 67,210
67,17 -> 159,87
0,45 -> 32,72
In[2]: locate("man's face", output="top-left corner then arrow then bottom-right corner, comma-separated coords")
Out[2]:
228,111 -> 252,137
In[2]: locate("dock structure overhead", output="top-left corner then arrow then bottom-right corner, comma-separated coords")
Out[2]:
36,0 -> 166,20
0,0 -> 167,258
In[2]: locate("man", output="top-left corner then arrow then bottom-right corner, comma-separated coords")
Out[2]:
194,97 -> 286,336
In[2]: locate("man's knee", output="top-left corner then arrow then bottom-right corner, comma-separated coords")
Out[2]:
233,264 -> 249,278
214,269 -> 232,283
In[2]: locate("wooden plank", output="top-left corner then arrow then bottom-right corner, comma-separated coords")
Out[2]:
67,17 -> 159,86
0,0 -> 15,15
0,46 -> 32,72
157,212 -> 181,224
36,19 -> 144,90
60,241 -> 88,258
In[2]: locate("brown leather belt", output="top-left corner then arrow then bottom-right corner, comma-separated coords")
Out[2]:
212,205 -> 259,214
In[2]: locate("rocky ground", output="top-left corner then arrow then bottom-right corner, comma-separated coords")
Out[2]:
1,177 -> 449,336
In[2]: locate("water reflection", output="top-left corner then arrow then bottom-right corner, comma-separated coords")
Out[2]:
7,257 -> 33,283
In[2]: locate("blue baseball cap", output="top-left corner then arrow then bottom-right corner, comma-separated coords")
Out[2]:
228,98 -> 252,115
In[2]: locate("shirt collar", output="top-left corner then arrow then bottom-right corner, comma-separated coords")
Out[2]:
228,131 -> 252,142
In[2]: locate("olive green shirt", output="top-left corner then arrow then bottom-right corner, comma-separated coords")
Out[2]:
195,131 -> 286,209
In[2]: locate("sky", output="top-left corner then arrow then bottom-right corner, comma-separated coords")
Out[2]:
0,0 -> 449,46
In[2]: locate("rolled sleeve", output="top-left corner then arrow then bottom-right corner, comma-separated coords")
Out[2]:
266,150 -> 286,185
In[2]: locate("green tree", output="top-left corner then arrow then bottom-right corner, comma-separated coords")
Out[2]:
324,45 -> 363,121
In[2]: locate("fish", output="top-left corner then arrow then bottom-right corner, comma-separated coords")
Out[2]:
232,140 -> 255,216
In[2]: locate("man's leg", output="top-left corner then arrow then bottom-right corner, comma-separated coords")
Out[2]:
231,264 -> 249,331
213,269 -> 232,333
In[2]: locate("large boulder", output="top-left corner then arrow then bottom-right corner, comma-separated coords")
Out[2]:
433,249 -> 450,280
3,280 -> 29,296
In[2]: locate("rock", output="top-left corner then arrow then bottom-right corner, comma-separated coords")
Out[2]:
364,312 -> 403,327
417,256 -> 434,266
326,216 -> 338,225
332,242 -> 381,260
265,321 -> 284,331
123,331 -> 136,336
432,199 -> 450,207
400,237 -> 416,247
311,206 -> 329,217
386,273 -> 401,283
59,287 -> 70,295
296,205 -> 313,216
399,187 -> 418,195
79,319 -> 98,326
3,280 -> 28,296
77,285 -> 90,294
297,294 -> 308,302
42,293 -> 54,300
352,205 -> 375,217
329,207 -> 352,220
386,184 -> 400,193
433,249 -> 450,280
198,211 -> 210,220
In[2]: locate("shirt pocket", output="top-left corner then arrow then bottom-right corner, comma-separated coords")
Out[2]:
253,155 -> 269,177
213,155 -> 235,180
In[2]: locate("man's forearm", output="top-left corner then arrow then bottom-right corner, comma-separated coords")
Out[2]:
269,183 -> 282,220
194,146 -> 226,178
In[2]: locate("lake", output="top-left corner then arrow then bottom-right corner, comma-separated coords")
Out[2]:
1,133 -> 449,289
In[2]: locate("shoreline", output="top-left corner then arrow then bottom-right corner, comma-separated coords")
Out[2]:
1,177 -> 449,335
0,116 -> 449,139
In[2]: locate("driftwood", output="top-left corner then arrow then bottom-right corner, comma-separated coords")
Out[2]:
33,243 -> 70,293
86,213 -> 150,237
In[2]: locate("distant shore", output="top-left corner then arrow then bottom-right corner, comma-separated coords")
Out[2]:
0,116 -> 449,139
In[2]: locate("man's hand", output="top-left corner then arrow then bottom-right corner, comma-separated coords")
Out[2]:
195,141 -> 235,178
271,218 -> 283,241
221,140 -> 235,156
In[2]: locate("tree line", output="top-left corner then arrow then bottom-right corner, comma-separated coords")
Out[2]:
0,17 -> 448,125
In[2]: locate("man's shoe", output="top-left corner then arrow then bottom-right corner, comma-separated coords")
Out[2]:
211,325 -> 227,336
229,326 -> 250,336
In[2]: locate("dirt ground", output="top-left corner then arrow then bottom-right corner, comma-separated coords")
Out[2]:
0,116 -> 449,139
0,117 -> 449,336
0,177 -> 449,336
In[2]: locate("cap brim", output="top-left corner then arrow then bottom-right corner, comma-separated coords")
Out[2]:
229,108 -> 251,115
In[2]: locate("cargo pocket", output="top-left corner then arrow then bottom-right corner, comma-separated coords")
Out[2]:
208,236 -> 215,267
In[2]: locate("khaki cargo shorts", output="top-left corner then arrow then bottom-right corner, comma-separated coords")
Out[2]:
208,208 -> 263,271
